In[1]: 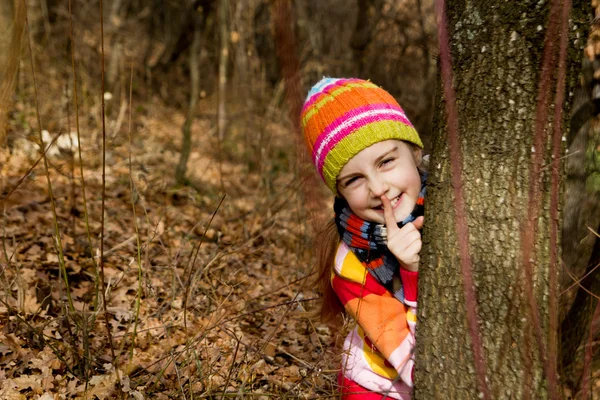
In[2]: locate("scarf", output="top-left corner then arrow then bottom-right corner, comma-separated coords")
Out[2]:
334,174 -> 426,303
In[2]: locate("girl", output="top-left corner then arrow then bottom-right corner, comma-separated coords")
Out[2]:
301,78 -> 425,399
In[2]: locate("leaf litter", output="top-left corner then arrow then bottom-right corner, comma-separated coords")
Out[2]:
1,87 -> 344,399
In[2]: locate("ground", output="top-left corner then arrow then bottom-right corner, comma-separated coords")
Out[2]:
0,81 -> 344,398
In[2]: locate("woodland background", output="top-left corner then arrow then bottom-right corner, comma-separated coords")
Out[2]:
0,0 -> 436,398
0,0 -> 597,399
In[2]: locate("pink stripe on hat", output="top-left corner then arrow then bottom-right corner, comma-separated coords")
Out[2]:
312,103 -> 408,164
315,111 -> 412,177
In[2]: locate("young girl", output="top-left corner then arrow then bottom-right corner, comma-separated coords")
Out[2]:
301,78 -> 425,399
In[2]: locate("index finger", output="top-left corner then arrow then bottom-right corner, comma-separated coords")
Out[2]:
381,195 -> 399,235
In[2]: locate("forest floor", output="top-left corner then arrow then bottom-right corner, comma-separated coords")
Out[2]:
0,71 -> 344,398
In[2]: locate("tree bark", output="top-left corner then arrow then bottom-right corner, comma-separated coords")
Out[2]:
414,1 -> 589,399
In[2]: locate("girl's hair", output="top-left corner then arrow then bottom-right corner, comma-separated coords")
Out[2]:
312,217 -> 343,325
312,141 -> 423,327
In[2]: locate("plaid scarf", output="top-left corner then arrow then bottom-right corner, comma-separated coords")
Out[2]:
334,174 -> 426,303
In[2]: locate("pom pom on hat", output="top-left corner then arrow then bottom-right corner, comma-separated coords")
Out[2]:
301,77 -> 423,194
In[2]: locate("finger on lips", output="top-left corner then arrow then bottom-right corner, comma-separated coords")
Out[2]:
381,195 -> 399,232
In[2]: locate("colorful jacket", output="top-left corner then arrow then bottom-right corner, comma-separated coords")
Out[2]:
332,242 -> 418,400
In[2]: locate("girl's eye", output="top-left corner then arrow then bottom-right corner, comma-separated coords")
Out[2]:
381,158 -> 395,167
344,176 -> 361,187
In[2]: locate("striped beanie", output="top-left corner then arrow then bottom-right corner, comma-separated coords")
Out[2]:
301,77 -> 423,194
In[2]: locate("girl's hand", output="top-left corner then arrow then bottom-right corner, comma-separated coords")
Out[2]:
381,195 -> 424,272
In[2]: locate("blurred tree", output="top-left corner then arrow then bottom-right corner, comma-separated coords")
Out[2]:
0,0 -> 25,147
149,0 -> 215,71
559,21 -> 600,392
216,0 -> 228,141
0,0 -> 14,68
175,10 -> 202,185
349,0 -> 377,76
414,1 -> 592,399
254,0 -> 279,86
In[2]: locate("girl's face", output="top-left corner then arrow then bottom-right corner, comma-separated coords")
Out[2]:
336,140 -> 421,224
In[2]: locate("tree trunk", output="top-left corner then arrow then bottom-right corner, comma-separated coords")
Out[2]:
349,0 -> 372,76
414,1 -> 589,399
0,0 -> 25,147
175,14 -> 201,185
216,0 -> 228,141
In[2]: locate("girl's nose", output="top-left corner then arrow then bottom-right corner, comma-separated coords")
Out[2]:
369,177 -> 389,198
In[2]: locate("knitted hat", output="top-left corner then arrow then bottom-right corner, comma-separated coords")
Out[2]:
301,77 -> 423,194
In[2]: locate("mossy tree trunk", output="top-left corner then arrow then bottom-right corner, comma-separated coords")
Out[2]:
414,1 -> 589,399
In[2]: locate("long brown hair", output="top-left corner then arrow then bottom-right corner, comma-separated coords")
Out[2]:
311,217 -> 343,325
311,141 -> 424,327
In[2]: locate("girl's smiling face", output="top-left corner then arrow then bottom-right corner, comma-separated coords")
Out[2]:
336,140 -> 421,224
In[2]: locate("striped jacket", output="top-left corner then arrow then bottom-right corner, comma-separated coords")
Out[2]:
332,242 -> 418,399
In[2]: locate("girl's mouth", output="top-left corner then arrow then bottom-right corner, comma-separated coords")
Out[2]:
374,194 -> 402,211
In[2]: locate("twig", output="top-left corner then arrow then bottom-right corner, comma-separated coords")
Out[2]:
65,81 -> 76,234
183,194 -> 226,331
560,228 -> 600,295
127,60 -> 145,369
173,349 -> 188,400
25,0 -> 76,319
68,0 -> 101,326
580,300 -> 600,400
561,261 -> 600,302
98,0 -> 121,396
102,234 -> 137,257
0,130 -> 62,205
221,328 -> 241,400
